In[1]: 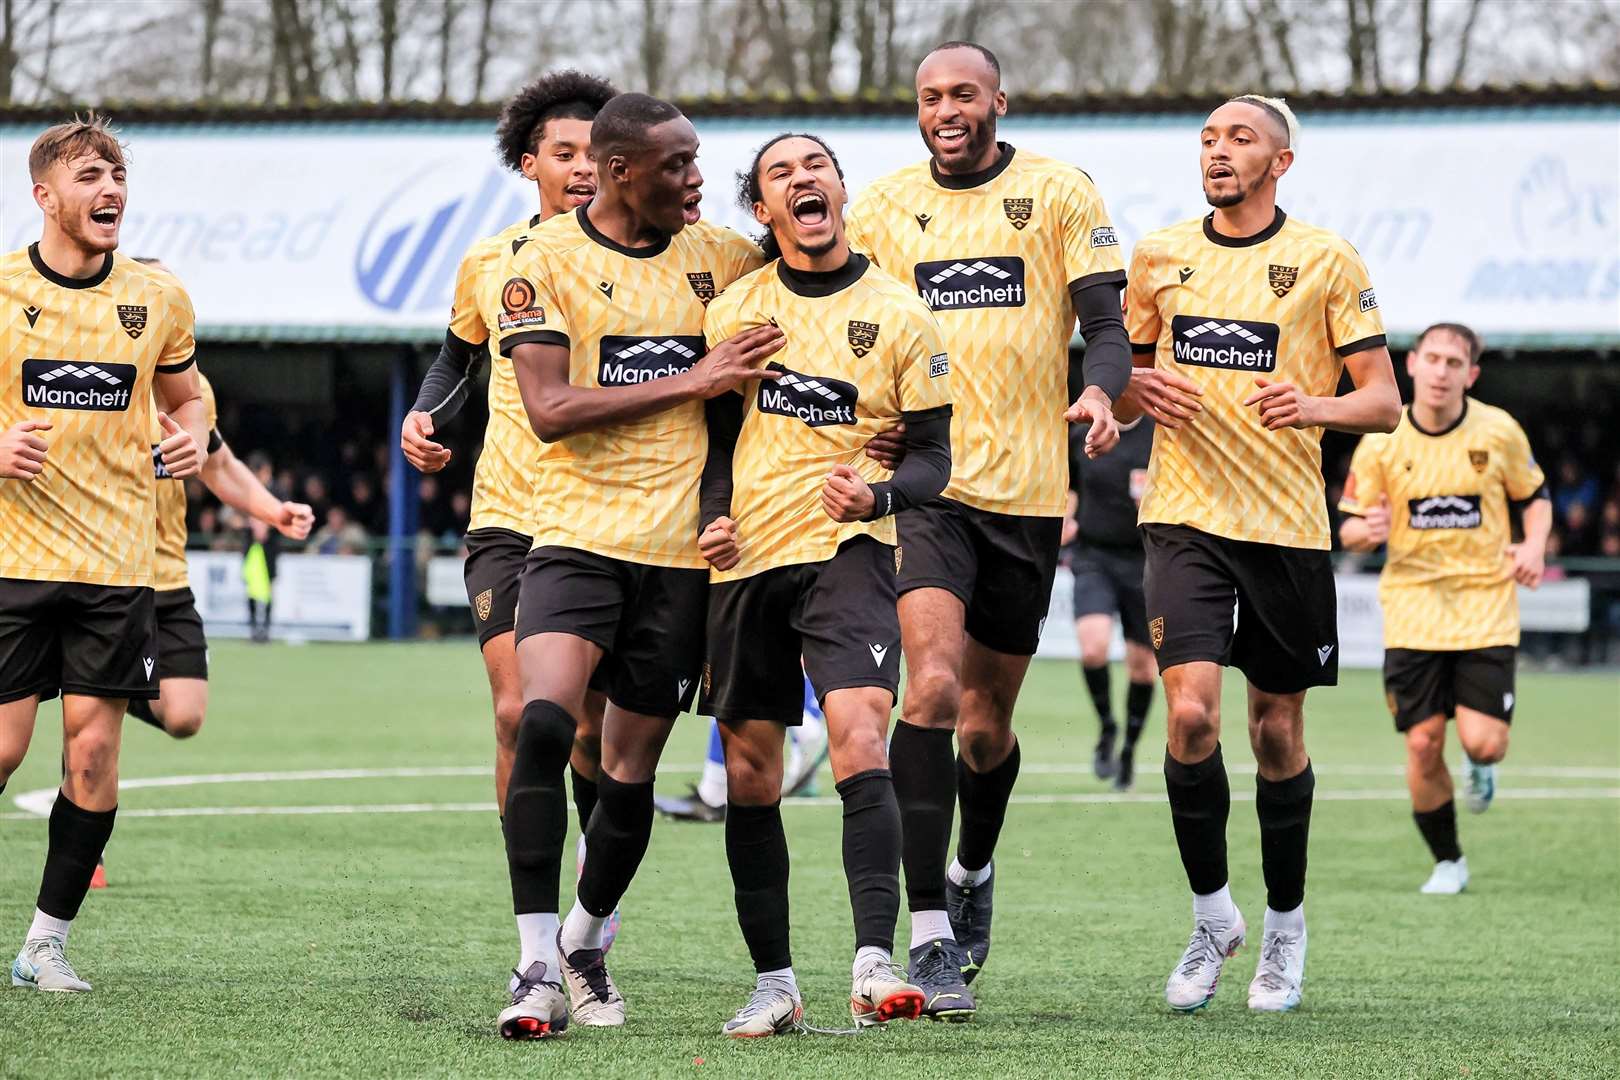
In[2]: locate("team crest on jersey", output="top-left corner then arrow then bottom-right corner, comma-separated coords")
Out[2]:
117,304 -> 147,339
848,320 -> 879,357
1150,617 -> 1164,650
1470,449 -> 1489,473
1002,198 -> 1033,230
686,272 -> 716,304
474,589 -> 494,623
1267,264 -> 1298,298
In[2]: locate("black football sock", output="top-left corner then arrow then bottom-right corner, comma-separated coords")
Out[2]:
1164,744 -> 1230,895
726,801 -> 791,973
126,698 -> 165,731
502,699 -> 576,915
575,773 -> 654,918
889,721 -> 955,912
955,739 -> 1021,872
36,792 -> 116,921
1256,762 -> 1315,913
1083,664 -> 1115,735
837,769 -> 902,953
1413,799 -> 1462,863
570,766 -> 599,833
1124,681 -> 1154,749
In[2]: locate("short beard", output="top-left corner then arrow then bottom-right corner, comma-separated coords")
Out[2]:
924,117 -> 998,172
64,215 -> 117,255
795,233 -> 838,258
1203,170 -> 1267,210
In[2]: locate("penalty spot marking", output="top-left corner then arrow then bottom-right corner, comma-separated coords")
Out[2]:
5,765 -> 1616,821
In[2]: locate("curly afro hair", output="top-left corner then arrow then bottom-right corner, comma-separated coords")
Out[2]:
494,70 -> 618,173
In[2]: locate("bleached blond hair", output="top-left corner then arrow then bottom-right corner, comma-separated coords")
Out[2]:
1227,94 -> 1299,149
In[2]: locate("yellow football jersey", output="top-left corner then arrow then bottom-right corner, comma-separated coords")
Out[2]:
1126,210 -> 1386,550
153,371 -> 219,591
844,145 -> 1124,517
702,255 -> 952,582
449,213 -> 545,535
493,208 -> 765,568
1,245 -> 196,587
1340,400 -> 1545,650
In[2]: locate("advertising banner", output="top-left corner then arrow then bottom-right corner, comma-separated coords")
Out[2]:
187,551 -> 372,642
4,110 -> 1615,343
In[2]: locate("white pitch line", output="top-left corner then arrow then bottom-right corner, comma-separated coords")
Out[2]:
4,788 -> 1616,822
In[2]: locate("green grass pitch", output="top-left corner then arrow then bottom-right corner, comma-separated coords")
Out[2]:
2,641 -> 1616,1078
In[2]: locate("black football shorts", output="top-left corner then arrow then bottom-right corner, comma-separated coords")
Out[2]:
1141,523 -> 1338,695
153,586 -> 208,681
1069,541 -> 1150,645
1383,646 -> 1516,732
897,497 -> 1061,657
515,546 -> 705,718
702,537 -> 901,726
0,578 -> 158,703
463,527 -> 532,645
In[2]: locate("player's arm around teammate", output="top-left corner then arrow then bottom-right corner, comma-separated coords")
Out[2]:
697,133 -> 953,1035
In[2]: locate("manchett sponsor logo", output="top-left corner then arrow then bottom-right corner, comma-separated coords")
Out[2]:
914,257 -> 1026,311
22,360 -> 135,411
1170,315 -> 1279,372
1408,494 -> 1482,529
597,336 -> 705,386
757,365 -> 859,427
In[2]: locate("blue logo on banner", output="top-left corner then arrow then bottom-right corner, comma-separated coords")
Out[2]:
354,164 -> 526,313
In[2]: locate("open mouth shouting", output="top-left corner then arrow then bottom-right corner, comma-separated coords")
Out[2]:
790,190 -> 829,228
682,191 -> 703,225
563,182 -> 595,207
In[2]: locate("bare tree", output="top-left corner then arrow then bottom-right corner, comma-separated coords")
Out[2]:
472,0 -> 495,100
1448,0 -> 1485,88
437,0 -> 456,102
378,0 -> 398,100
1416,0 -> 1432,88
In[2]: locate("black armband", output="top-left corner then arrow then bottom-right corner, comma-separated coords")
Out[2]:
1508,485 -> 1551,513
1068,278 -> 1130,404
865,405 -> 952,521
700,393 -> 744,532
410,330 -> 485,422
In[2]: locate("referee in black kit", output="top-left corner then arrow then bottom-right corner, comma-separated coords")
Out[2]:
1063,415 -> 1156,790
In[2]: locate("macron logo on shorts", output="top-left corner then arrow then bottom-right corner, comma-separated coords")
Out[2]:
868,643 -> 889,667
143,656 -> 155,678
1316,645 -> 1334,666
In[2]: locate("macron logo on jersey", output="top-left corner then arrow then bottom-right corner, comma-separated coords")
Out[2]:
914,257 -> 1026,311
597,335 -> 705,386
1408,494 -> 1482,530
757,364 -> 859,427
1170,315 -> 1279,373
22,360 -> 135,411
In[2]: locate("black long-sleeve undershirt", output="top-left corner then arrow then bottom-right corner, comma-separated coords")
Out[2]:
698,399 -> 953,532
1068,278 -> 1130,404
409,330 -> 485,423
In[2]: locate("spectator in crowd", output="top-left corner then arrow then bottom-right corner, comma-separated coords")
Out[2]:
1554,456 -> 1599,520
301,474 -> 332,524
243,516 -> 278,643
310,505 -> 369,556
347,473 -> 385,535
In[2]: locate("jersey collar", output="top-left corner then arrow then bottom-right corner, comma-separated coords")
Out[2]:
29,242 -> 113,289
1201,207 -> 1287,248
576,204 -> 671,259
776,252 -> 869,298
930,142 -> 1015,190
1408,398 -> 1469,438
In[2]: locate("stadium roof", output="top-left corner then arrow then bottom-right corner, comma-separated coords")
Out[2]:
6,81 -> 1614,125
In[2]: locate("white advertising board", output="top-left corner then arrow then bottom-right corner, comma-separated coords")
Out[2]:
186,551 -> 372,642
3,110 -> 1615,342
1036,568 -> 1591,667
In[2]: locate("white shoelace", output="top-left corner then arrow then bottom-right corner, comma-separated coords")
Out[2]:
1177,925 -> 1226,980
